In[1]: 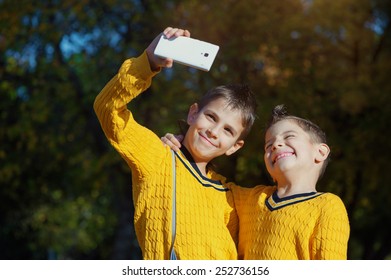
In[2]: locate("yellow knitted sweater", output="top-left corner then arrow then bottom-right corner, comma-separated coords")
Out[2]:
94,52 -> 238,260
230,185 -> 350,260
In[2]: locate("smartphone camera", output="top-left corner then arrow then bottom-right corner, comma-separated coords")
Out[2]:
203,53 -> 209,57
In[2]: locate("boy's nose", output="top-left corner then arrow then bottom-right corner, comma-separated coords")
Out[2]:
206,127 -> 218,138
272,141 -> 283,151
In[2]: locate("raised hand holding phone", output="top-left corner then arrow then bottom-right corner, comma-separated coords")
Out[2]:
153,32 -> 219,71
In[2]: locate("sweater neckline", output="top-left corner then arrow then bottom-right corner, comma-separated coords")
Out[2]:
174,147 -> 228,192
266,190 -> 323,211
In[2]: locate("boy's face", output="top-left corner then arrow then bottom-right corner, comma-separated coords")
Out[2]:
263,119 -> 329,181
183,98 -> 245,164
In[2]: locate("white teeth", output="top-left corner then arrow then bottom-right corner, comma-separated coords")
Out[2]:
274,152 -> 293,163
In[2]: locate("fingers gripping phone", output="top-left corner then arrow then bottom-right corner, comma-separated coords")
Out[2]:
154,35 -> 220,71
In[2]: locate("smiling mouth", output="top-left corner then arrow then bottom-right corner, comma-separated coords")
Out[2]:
273,152 -> 294,163
199,133 -> 217,147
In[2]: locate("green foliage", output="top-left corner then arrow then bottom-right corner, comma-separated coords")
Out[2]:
1,0 -> 390,259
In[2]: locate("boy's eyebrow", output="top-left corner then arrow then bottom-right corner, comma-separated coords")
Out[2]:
284,129 -> 298,135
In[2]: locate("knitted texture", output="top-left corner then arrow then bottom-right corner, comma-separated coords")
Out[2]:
230,185 -> 350,260
94,52 -> 238,260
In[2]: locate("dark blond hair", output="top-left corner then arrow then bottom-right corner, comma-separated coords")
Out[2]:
198,84 -> 257,140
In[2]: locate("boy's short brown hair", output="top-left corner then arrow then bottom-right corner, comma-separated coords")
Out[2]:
198,84 -> 257,140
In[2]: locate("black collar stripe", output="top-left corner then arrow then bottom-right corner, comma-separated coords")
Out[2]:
266,191 -> 324,211
174,148 -> 228,192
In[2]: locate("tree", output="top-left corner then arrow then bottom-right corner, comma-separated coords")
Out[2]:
1,0 -> 390,259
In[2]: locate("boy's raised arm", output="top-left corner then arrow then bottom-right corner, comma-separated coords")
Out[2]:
93,28 -> 190,176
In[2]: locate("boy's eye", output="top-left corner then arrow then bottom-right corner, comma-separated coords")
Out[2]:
206,113 -> 216,121
224,127 -> 233,135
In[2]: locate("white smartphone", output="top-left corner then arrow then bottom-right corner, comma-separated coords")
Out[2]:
154,35 -> 220,72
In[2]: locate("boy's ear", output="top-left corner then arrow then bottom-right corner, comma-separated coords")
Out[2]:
187,103 -> 199,124
225,140 -> 244,156
315,143 -> 330,163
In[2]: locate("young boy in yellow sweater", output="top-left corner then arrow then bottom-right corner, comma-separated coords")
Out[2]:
93,27 -> 257,260
163,104 -> 350,259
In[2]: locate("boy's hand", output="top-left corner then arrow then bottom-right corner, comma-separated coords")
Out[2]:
146,27 -> 191,71
161,133 -> 184,152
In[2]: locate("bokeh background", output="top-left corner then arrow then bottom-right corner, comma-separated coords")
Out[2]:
1,0 -> 390,260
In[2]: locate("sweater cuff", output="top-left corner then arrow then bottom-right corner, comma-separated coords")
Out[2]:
131,50 -> 161,80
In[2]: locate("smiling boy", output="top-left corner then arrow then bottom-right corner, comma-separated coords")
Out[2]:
163,104 -> 350,259
232,104 -> 350,259
93,27 -> 257,259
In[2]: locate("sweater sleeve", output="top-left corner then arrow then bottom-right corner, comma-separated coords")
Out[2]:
93,51 -> 166,180
313,194 -> 350,259
228,184 -> 272,259
228,183 -> 261,214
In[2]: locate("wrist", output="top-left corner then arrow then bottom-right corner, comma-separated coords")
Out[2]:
146,48 -> 160,72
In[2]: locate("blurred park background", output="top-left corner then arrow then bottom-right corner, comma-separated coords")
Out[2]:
1,0 -> 390,260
